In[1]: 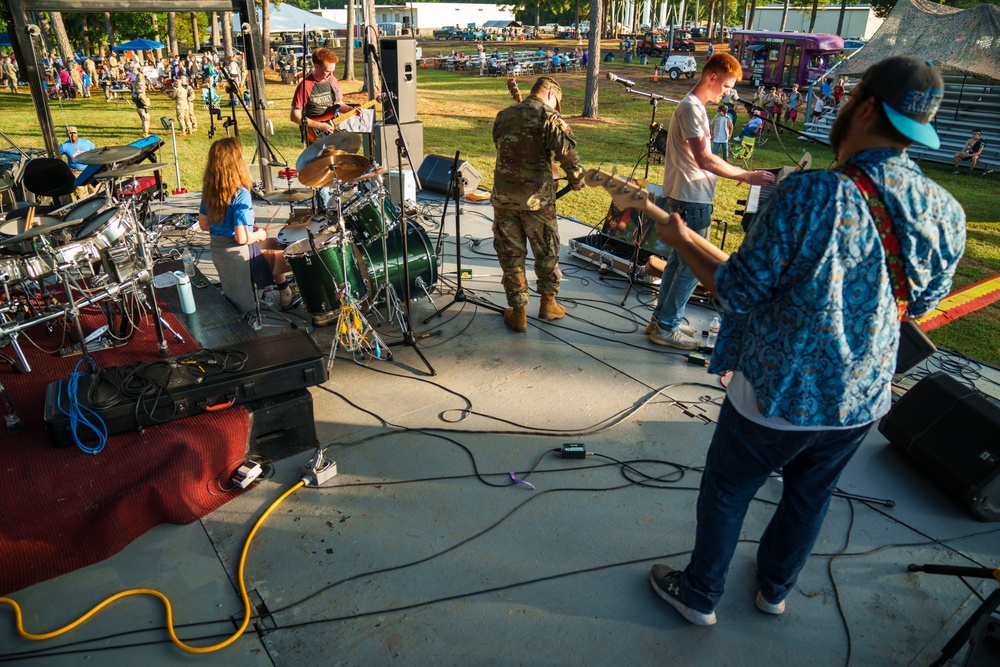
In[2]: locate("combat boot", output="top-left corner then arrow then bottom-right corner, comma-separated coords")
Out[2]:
504,305 -> 527,332
538,294 -> 565,320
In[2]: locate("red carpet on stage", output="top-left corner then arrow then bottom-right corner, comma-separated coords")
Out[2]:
0,306 -> 249,597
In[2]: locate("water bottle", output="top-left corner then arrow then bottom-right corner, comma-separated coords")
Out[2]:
182,247 -> 195,277
707,316 -> 721,350
174,271 -> 196,314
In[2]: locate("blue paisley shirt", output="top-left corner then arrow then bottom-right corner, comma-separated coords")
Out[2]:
709,148 -> 965,427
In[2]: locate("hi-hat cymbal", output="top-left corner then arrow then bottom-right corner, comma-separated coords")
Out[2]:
92,162 -> 167,180
0,217 -> 78,248
295,132 -> 363,172
298,152 -> 371,189
75,145 -> 143,165
265,188 -> 314,203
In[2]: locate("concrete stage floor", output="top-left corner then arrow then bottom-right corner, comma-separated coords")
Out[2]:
1,188 -> 998,667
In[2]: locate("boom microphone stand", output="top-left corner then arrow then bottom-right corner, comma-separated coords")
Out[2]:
425,150 -> 504,322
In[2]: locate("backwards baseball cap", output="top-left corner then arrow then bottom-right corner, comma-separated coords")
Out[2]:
859,56 -> 943,149
533,76 -> 562,112
66,126 -> 78,135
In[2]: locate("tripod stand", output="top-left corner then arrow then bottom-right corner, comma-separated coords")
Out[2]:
425,150 -> 504,322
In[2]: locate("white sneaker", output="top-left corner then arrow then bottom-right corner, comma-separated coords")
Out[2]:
649,323 -> 699,350
646,317 -> 697,337
755,591 -> 786,615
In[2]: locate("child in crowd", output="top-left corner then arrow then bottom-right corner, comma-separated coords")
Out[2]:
711,104 -> 733,161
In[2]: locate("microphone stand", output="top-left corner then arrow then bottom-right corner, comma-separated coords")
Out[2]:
425,151 -> 504,324
367,39 -> 435,376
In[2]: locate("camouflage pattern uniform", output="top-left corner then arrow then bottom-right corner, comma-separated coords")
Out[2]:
2,57 -> 17,93
174,81 -> 193,134
186,84 -> 199,130
491,85 -> 583,308
132,85 -> 151,137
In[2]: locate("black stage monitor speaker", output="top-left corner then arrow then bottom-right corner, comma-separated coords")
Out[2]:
380,38 -> 417,124
373,120 -> 423,171
417,154 -> 483,197
879,371 -> 1000,521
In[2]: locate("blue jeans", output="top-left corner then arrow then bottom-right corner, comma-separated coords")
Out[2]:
712,141 -> 729,161
652,198 -> 712,331
680,399 -> 871,613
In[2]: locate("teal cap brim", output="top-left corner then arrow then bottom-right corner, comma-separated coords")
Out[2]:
882,101 -> 940,149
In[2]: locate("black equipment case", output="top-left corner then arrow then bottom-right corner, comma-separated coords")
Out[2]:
43,331 -> 327,448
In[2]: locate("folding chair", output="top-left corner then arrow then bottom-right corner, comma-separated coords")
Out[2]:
730,136 -> 756,170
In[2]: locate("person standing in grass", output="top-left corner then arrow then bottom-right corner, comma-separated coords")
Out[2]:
711,104 -> 733,160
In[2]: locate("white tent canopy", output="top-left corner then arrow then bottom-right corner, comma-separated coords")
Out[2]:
247,4 -> 346,33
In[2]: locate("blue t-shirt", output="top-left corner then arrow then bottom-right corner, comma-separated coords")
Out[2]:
58,137 -> 96,171
709,148 -> 965,427
199,187 -> 254,239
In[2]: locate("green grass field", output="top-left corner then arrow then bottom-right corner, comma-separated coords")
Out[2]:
2,41 -> 997,365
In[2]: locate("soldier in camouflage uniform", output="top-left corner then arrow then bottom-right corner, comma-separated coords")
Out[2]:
132,82 -> 151,137
491,76 -> 584,332
173,78 -> 193,135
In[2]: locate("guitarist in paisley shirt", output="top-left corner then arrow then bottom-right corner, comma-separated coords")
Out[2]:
290,48 -> 353,144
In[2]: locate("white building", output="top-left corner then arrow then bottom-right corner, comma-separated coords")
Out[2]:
749,5 -> 884,40
316,3 -> 515,36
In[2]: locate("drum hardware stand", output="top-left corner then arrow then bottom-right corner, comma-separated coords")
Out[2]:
135,290 -> 185,343
0,306 -> 30,374
128,197 -> 170,356
425,151 -> 504,323
245,273 -> 299,332
362,41 -> 435,375
0,374 -> 21,434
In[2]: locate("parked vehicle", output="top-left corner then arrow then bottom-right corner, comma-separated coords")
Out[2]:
730,30 -> 844,88
636,31 -> 695,57
433,27 -> 462,40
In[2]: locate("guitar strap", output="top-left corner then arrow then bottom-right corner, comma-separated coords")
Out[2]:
839,164 -> 910,321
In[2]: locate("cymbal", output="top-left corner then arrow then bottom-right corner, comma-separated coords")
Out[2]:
92,162 -> 168,180
298,153 -> 371,189
350,165 -> 391,184
75,145 -> 143,165
295,132 -> 363,172
265,188 -> 314,203
0,217 -> 78,248
0,178 -> 13,191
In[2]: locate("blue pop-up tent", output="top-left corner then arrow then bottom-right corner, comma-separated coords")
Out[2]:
113,38 -> 167,52
0,33 -> 11,47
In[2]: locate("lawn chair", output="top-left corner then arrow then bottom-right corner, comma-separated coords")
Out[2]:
731,136 -> 757,170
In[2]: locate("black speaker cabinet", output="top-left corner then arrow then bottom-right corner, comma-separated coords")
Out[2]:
380,38 -> 417,123
879,371 -> 1000,521
372,120 -> 424,171
417,154 -> 483,196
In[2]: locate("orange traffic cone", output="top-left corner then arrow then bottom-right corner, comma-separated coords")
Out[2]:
653,66 -> 659,82
421,59 -> 427,69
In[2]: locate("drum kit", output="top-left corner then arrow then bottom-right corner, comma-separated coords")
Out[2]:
0,144 -> 179,433
271,133 -> 438,367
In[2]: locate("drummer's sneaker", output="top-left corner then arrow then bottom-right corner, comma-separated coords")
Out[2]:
277,286 -> 295,310
313,311 -> 337,328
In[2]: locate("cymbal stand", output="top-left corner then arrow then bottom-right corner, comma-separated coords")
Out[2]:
314,180 -> 386,370
0,373 -> 21,434
121,176 -> 170,356
425,150 -> 504,322
0,296 -> 30,374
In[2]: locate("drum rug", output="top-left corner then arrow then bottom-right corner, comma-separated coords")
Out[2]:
0,305 -> 248,596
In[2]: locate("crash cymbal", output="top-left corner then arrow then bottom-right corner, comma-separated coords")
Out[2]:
0,217 -> 77,248
295,132 -> 363,172
298,153 -> 371,189
350,165 -> 391,184
265,188 -> 314,203
92,162 -> 168,180
74,145 -> 143,165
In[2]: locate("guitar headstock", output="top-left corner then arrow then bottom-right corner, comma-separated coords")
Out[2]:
506,78 -> 522,103
583,168 -> 653,213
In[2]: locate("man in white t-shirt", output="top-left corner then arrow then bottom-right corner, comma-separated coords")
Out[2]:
647,53 -> 776,349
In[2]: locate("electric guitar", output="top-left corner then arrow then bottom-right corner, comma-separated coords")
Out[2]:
505,78 -> 572,199
306,97 -> 381,144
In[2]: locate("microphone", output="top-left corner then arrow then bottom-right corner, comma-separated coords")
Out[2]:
606,72 -> 635,87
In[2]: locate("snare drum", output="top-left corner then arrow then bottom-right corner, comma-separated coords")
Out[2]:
23,252 -> 58,280
52,239 -> 100,277
342,189 -> 399,243
358,220 -> 438,302
276,215 -> 329,246
0,256 -> 22,284
285,231 -> 368,314
74,206 -> 130,250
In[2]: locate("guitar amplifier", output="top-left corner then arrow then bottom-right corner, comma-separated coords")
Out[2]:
43,331 -> 327,448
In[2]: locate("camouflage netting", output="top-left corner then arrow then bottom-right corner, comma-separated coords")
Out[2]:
840,0 -> 1000,83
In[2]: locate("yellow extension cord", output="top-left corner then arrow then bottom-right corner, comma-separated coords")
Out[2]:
0,480 -> 306,654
